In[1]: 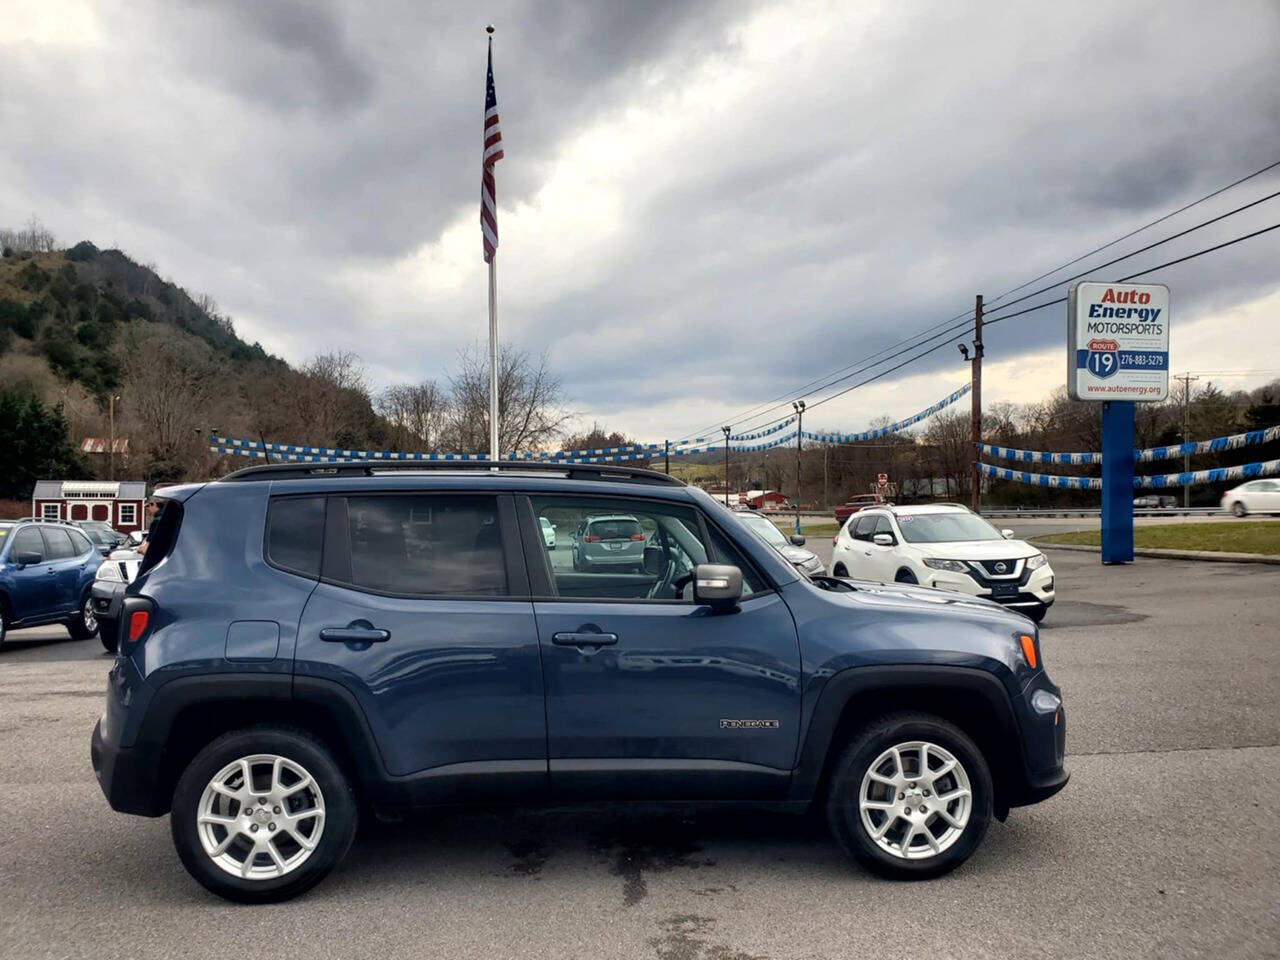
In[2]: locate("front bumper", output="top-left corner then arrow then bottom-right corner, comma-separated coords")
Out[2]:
90,579 -> 126,645
924,563 -> 1056,611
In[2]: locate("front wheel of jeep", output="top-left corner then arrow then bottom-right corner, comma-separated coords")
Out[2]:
170,726 -> 357,903
827,712 -> 993,880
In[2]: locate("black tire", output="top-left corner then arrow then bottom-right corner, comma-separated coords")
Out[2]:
833,563 -> 848,577
0,603 -> 8,652
826,712 -> 993,880
170,726 -> 357,903
1024,604 -> 1048,624
100,619 -> 118,653
1231,501 -> 1247,518
895,569 -> 919,585
67,591 -> 99,640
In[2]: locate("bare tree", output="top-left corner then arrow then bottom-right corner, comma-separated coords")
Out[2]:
290,351 -> 370,446
377,381 -> 449,451
123,327 -> 221,469
0,215 -> 57,254
443,344 -> 570,454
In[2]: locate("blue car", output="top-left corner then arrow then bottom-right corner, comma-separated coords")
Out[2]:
0,519 -> 102,649
91,462 -> 1067,902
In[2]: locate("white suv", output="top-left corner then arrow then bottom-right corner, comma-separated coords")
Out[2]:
831,504 -> 1055,622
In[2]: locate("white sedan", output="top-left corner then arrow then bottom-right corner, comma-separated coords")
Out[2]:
831,503 -> 1055,622
1221,479 -> 1280,517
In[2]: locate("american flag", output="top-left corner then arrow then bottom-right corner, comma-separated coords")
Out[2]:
481,41 -> 504,263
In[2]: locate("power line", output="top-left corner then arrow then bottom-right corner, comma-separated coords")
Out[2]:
983,187 -> 1280,322
682,160 -> 1280,441
982,158 -> 1280,307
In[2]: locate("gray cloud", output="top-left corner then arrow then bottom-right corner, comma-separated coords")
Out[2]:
2,0 -> 1278,442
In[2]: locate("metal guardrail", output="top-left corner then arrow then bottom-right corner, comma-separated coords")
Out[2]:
980,507 -> 1222,519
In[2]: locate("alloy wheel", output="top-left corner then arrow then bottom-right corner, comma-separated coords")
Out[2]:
858,740 -> 972,860
196,754 -> 326,880
82,599 -> 97,635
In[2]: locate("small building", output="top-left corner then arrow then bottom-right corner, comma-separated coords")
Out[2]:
743,489 -> 789,510
31,480 -> 147,533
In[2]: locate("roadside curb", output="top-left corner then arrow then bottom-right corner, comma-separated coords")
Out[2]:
1031,541 -> 1280,565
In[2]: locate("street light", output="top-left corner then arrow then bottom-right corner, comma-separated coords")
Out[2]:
722,426 -> 732,507
792,400 -> 805,535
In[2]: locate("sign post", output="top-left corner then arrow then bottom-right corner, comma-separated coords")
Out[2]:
1068,282 -> 1170,564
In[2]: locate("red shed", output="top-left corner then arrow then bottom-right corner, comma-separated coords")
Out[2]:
31,480 -> 147,533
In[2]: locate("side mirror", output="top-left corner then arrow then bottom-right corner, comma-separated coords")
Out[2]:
1001,528 -> 1015,539
15,552 -> 42,568
789,534 -> 806,546
692,563 -> 743,610
872,533 -> 895,547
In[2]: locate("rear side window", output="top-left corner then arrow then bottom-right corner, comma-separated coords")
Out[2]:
266,497 -> 325,579
137,499 -> 182,577
341,495 -> 506,597
41,527 -> 76,560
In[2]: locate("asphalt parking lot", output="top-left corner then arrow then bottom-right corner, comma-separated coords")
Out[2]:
1,550 -> 1277,960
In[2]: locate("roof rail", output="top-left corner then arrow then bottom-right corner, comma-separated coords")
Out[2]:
219,459 -> 685,486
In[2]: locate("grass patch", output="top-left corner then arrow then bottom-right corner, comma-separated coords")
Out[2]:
770,517 -> 840,538
1036,521 -> 1280,555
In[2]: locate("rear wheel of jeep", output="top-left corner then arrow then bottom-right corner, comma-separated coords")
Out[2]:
827,712 -> 992,880
170,726 -> 357,903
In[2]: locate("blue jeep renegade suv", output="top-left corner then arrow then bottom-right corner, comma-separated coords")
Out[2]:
91,462 -> 1067,902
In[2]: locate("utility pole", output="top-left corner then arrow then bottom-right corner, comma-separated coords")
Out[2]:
823,443 -> 829,512
969,295 -> 984,513
722,426 -> 732,506
792,400 -> 805,534
1175,373 -> 1200,507
664,440 -> 670,475
108,394 -> 120,480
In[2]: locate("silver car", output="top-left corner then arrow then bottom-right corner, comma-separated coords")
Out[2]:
735,510 -> 826,577
572,515 -> 646,572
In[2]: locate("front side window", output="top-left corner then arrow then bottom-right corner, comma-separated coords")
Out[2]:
873,515 -> 895,540
343,495 -> 506,597
10,527 -> 44,562
67,530 -> 93,554
853,514 -> 878,541
532,496 -> 708,601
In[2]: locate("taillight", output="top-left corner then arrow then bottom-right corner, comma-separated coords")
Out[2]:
584,535 -> 601,543
128,610 -> 150,642
630,533 -> 645,541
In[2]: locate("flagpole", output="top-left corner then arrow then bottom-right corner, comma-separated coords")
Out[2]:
488,253 -> 499,466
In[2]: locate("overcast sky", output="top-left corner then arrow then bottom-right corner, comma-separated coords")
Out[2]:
3,0 -> 1279,443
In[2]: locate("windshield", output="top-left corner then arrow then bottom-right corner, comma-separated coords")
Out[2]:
738,512 -> 789,547
895,512 -> 1003,544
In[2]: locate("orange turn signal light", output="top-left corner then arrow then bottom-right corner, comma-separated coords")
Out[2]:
1019,634 -> 1037,670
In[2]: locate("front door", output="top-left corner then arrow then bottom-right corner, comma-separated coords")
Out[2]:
6,526 -> 54,621
40,526 -> 86,612
294,492 -> 546,797
524,494 -> 802,801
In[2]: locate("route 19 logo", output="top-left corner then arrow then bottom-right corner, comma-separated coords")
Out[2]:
1085,338 -> 1120,379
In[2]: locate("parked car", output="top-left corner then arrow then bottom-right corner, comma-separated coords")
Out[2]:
1221,479 -> 1280,517
91,462 -> 1067,902
831,503 -> 1055,623
539,516 -> 557,548
571,514 -> 646,571
833,493 -> 887,524
91,544 -> 143,653
72,520 -> 128,556
1133,496 -> 1176,509
0,519 -> 101,649
735,509 -> 826,577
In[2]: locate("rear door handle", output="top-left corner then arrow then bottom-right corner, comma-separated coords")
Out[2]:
319,626 -> 391,643
552,631 -> 618,646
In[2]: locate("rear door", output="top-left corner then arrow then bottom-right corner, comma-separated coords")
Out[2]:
294,492 -> 547,796
523,494 -> 802,801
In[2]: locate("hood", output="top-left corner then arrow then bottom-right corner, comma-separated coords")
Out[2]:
779,544 -> 818,564
834,576 -> 1030,625
905,538 -> 1040,561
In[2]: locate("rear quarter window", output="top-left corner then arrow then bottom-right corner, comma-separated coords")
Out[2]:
265,496 -> 325,579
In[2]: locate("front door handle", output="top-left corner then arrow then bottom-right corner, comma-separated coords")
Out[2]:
319,626 -> 391,643
552,631 -> 618,646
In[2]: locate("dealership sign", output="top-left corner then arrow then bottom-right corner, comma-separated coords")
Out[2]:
1068,282 -> 1169,402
